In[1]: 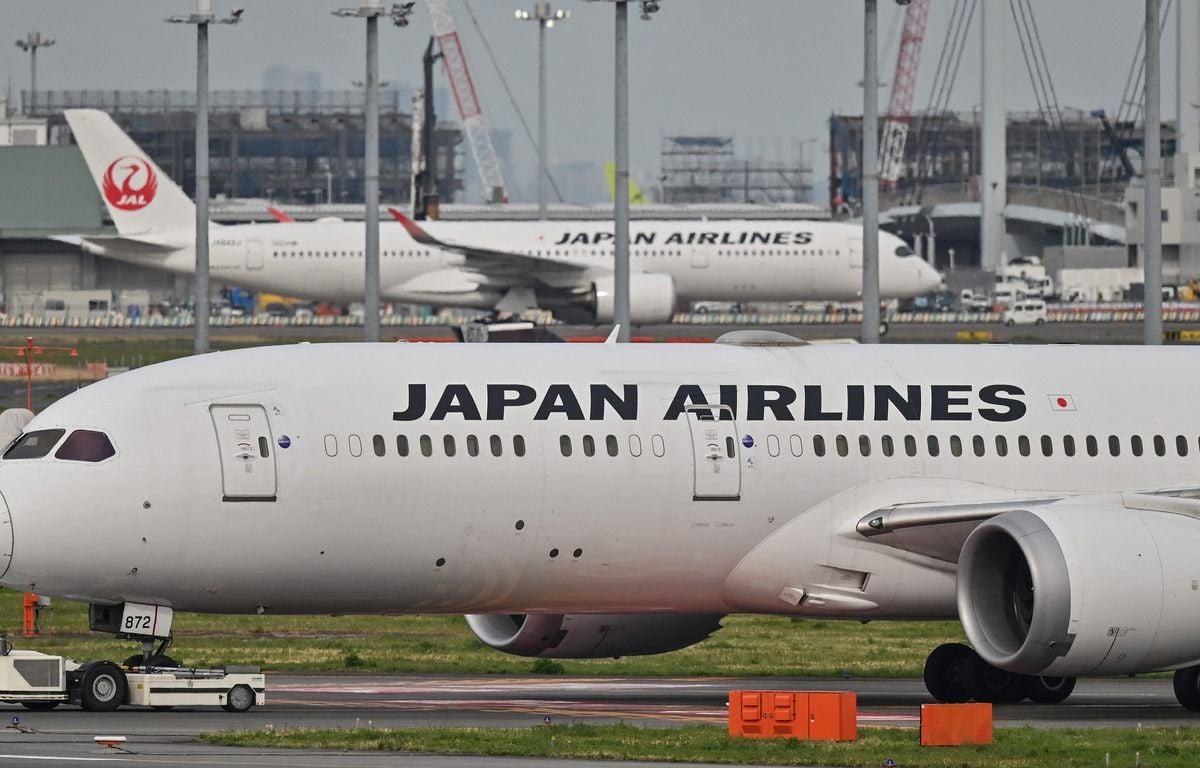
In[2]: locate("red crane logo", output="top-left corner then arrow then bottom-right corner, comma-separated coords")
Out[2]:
102,156 -> 158,211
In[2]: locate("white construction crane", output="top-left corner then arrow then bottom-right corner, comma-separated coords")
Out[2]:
424,0 -> 508,202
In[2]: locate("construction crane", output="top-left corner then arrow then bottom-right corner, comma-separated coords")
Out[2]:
878,0 -> 930,187
424,0 -> 508,203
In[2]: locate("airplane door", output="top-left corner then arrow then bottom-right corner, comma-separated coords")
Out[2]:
849,237 -> 863,268
210,404 -> 277,501
685,406 -> 741,501
691,247 -> 709,269
246,239 -> 264,271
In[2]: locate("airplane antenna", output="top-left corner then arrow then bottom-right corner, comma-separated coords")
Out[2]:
604,325 -> 621,345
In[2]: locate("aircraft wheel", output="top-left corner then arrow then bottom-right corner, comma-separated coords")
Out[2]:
1035,318 -> 1045,326
966,660 -> 1026,703
79,661 -> 127,712
923,643 -> 975,703
1023,675 -> 1076,704
21,700 -> 60,711
222,684 -> 255,713
1005,319 -> 1015,327
1173,667 -> 1200,711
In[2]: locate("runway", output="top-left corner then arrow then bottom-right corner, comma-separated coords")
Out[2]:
0,674 -> 1195,767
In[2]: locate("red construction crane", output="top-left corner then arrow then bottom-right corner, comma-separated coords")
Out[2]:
879,0 -> 930,187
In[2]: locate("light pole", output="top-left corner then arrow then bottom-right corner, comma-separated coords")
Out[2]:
14,32 -> 54,115
167,1 -> 243,356
1144,0 -> 1163,345
516,3 -> 569,219
861,0 -> 880,343
336,1 -> 414,343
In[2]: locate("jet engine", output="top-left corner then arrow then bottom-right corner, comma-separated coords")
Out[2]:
956,497 -> 1200,678
590,274 -> 677,324
465,613 -> 723,658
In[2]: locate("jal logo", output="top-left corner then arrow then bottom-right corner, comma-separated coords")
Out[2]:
102,156 -> 158,211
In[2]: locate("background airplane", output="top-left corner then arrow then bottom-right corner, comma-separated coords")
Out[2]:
4,336 -> 1200,710
62,109 -> 942,323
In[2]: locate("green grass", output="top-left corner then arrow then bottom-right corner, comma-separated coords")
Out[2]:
202,723 -> 1200,767
0,589 -> 967,676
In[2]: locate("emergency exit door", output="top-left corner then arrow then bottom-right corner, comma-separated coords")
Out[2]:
685,406 -> 741,500
246,239 -> 264,270
848,237 -> 863,268
210,404 -> 277,501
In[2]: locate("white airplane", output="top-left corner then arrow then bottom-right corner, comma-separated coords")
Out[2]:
3,333 -> 1200,711
62,109 -> 941,323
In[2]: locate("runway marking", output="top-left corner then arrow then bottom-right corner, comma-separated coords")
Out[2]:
0,756 -> 114,763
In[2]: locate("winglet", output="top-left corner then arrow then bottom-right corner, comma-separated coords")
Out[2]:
388,207 -> 440,246
267,206 -> 295,223
605,325 -> 621,344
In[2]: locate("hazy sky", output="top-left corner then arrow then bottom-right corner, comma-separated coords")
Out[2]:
0,1 -> 1179,202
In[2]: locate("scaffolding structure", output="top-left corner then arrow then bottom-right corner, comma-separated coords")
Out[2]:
27,89 -> 463,205
659,135 -> 812,205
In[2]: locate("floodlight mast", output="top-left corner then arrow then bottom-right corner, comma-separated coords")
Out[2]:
14,32 -> 54,115
517,3 -> 570,219
334,1 -> 414,343
166,1 -> 243,356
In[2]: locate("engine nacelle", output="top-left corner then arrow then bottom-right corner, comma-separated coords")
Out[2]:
592,274 -> 677,324
957,498 -> 1200,678
465,613 -> 723,658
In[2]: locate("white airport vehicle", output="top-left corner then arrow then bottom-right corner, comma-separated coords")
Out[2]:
1001,299 -> 1048,326
59,110 -> 941,323
0,636 -> 263,713
9,336 -> 1200,710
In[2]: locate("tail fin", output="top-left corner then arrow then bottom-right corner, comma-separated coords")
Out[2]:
64,109 -> 195,236
604,161 -> 649,205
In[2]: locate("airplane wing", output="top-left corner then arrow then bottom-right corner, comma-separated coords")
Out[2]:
267,207 -> 295,223
389,208 -> 591,287
51,235 -> 180,255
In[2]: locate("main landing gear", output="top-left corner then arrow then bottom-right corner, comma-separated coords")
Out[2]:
923,643 -> 1076,705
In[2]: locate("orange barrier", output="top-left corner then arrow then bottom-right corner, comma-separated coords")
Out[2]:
728,690 -> 856,741
22,592 -> 39,638
919,703 -> 993,746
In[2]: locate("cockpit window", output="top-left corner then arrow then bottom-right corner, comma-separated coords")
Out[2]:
4,429 -> 66,460
54,430 -> 116,463
895,245 -> 916,257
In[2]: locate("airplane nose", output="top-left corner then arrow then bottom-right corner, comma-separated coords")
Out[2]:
0,489 -> 12,582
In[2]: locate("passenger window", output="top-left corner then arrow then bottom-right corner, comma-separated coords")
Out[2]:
324,434 -> 337,457
859,435 -> 871,456
54,430 -> 115,462
651,434 -> 665,457
1063,435 -> 1076,457
1130,435 -> 1143,457
766,434 -> 780,457
1018,435 -> 1031,457
1086,435 -> 1099,457
1109,435 -> 1121,457
444,435 -> 456,457
973,435 -> 985,457
583,435 -> 596,457
927,435 -> 940,457
420,435 -> 433,457
348,434 -> 362,457
513,435 -> 526,457
790,435 -> 803,457
813,435 -> 826,457
560,435 -> 573,457
629,435 -> 643,457
836,435 -> 849,457
995,435 -> 1008,457
1040,435 -> 1053,457
4,429 -> 65,460
490,434 -> 503,457
467,435 -> 479,457
373,434 -> 386,457
1178,435 -> 1190,457
396,435 -> 409,457
1154,435 -> 1166,457
606,435 -> 618,457
949,435 -> 962,457
904,435 -> 917,457
881,434 -> 894,457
